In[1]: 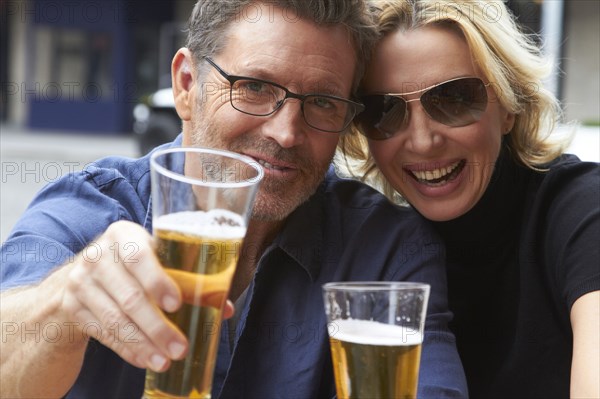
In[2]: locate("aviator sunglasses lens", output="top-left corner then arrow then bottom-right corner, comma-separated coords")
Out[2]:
358,77 -> 488,140
421,77 -> 488,127
357,95 -> 407,140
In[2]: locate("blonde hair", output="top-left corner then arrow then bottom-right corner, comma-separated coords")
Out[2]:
339,0 -> 570,199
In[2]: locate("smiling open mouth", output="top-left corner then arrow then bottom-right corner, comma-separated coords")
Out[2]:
407,160 -> 466,186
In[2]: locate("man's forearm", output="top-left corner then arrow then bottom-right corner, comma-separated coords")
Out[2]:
1,267 -> 88,398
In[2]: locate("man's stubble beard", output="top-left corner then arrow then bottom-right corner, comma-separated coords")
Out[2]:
189,102 -> 331,223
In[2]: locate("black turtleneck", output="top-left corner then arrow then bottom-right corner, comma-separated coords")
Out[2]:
432,145 -> 600,398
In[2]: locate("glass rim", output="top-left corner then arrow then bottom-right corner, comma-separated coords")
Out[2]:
150,146 -> 264,188
322,281 -> 430,292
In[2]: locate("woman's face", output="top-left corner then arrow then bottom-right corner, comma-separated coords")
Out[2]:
363,26 -> 515,221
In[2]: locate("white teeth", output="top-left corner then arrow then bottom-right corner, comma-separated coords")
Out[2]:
258,159 -> 284,171
412,161 -> 461,182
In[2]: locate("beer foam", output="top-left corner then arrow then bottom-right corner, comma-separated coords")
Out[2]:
154,210 -> 246,239
330,319 -> 422,346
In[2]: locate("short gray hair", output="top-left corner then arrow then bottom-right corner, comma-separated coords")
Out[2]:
185,0 -> 378,95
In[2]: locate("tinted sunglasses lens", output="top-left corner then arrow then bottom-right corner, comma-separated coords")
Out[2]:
357,95 -> 407,140
422,78 -> 488,127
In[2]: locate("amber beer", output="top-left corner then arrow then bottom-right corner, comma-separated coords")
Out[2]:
329,319 -> 423,399
143,210 -> 245,399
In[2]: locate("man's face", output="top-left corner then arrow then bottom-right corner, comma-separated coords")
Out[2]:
178,5 -> 357,222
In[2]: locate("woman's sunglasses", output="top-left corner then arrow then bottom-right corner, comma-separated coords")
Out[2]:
356,77 -> 489,140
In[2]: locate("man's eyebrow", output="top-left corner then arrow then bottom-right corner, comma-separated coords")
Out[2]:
227,65 -> 347,96
227,64 -> 273,79
310,81 -> 347,96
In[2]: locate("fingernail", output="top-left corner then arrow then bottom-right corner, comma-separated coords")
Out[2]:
162,295 -> 179,312
150,354 -> 167,371
169,341 -> 186,359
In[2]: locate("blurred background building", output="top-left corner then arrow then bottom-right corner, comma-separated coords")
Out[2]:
0,0 -> 599,136
1,0 -> 193,134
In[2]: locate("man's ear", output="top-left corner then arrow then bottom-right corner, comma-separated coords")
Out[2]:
172,48 -> 195,121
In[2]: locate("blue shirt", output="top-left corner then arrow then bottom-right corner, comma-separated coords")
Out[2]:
1,138 -> 467,398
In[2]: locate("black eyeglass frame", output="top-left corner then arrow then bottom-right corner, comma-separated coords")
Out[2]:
204,57 -> 364,133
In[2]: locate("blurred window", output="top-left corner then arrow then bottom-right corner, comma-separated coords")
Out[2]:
33,27 -> 113,101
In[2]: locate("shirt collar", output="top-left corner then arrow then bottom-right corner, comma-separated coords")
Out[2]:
271,177 -> 327,282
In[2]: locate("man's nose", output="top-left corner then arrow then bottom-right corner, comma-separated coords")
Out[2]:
260,98 -> 306,148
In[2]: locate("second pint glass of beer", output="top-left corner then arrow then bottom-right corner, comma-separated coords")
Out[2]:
144,147 -> 262,399
323,282 -> 430,399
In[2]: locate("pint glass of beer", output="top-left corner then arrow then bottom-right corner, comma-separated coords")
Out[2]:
144,147 -> 263,399
323,282 -> 430,399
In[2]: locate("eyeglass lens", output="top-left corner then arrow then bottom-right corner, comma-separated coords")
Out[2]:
357,77 -> 488,140
230,79 -> 356,133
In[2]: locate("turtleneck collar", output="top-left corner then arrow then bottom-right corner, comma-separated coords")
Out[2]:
432,142 -> 529,243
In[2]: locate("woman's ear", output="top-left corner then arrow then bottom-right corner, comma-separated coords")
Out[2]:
502,111 -> 516,135
172,48 -> 195,121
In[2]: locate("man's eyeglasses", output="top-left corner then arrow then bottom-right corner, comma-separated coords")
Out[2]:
356,77 -> 490,140
205,58 -> 364,133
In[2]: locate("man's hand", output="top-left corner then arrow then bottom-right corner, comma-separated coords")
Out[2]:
61,221 -> 186,371
61,220 -> 234,372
